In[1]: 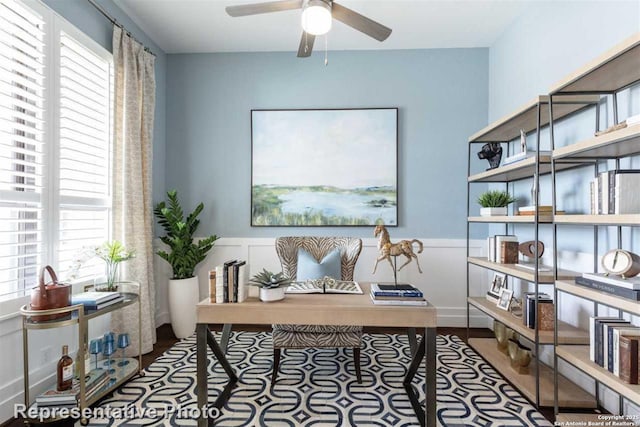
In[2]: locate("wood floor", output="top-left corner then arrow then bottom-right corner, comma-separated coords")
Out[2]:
4,325 -> 555,427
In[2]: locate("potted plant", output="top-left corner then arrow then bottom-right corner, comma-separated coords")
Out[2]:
249,269 -> 292,302
477,190 -> 516,216
154,190 -> 218,338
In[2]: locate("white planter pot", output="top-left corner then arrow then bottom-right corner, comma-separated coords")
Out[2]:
259,287 -> 285,302
480,207 -> 507,217
168,277 -> 199,339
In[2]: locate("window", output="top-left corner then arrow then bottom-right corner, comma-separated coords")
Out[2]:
0,0 -> 113,303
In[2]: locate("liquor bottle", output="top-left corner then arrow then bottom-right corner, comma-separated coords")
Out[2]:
57,345 -> 74,391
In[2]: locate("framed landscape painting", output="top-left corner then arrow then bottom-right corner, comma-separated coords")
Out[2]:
251,108 -> 398,226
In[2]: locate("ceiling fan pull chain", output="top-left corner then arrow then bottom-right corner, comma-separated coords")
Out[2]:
324,34 -> 328,66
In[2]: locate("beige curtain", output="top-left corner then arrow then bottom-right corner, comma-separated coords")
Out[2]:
111,25 -> 156,354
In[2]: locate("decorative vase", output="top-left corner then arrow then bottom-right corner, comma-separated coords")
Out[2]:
508,338 -> 532,374
480,207 -> 507,217
168,276 -> 199,339
259,287 -> 285,302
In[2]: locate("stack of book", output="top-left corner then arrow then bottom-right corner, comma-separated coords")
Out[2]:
369,283 -> 427,306
71,292 -> 124,311
589,317 -> 640,384
36,369 -> 109,407
486,235 -> 518,263
516,205 -> 564,216
590,170 -> 640,215
209,260 -> 247,303
522,292 -> 553,330
575,273 -> 640,301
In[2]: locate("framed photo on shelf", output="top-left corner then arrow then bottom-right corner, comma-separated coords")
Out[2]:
487,272 -> 506,301
497,288 -> 513,311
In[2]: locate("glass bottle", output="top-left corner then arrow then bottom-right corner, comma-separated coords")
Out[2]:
57,345 -> 74,391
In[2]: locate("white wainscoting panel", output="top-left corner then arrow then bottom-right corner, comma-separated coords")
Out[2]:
154,237 -> 486,328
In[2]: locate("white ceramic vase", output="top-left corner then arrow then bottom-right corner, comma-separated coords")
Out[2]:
168,276 -> 199,339
259,287 -> 285,302
480,207 -> 507,217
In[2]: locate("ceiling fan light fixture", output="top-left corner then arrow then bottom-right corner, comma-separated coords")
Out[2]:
301,0 -> 332,36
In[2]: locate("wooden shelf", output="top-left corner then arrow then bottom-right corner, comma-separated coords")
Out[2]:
550,33 -> 640,94
554,214 -> 640,226
467,257 -> 578,283
469,338 -> 596,408
556,345 -> 640,406
556,280 -> 640,316
468,215 -> 553,223
468,297 -> 589,345
553,124 -> 640,160
468,155 -> 582,183
469,95 -> 599,143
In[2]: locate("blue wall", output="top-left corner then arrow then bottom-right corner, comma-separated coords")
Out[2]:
166,49 -> 489,239
43,0 -> 167,205
489,0 -> 639,121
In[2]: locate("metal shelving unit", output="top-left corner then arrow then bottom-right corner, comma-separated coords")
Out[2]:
466,95 -> 597,408
549,32 -> 640,420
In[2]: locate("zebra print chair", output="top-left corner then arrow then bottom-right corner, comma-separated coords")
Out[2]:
272,236 -> 363,385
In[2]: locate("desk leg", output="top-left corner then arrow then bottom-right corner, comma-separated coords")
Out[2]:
220,324 -> 233,353
408,327 -> 417,356
196,323 -> 239,427
403,328 -> 436,427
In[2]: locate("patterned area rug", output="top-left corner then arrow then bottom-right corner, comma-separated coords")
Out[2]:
88,333 -> 552,426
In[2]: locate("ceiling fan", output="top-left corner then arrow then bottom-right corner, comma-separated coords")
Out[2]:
225,0 -> 392,58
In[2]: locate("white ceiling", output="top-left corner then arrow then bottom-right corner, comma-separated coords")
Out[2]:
113,0 -> 534,54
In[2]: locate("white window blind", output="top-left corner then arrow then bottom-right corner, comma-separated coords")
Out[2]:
0,0 -> 113,301
0,0 -> 46,301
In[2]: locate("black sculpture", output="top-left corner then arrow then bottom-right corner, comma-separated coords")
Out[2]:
477,143 -> 502,170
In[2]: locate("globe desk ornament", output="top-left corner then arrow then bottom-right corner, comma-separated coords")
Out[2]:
372,224 -> 424,289
477,142 -> 502,170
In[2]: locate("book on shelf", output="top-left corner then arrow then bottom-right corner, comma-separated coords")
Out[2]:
516,205 -> 564,216
604,321 -> 630,371
232,260 -> 247,303
575,276 -> 640,301
581,272 -> 640,290
222,260 -> 236,303
71,291 -> 121,306
595,319 -> 629,367
215,265 -> 224,304
208,269 -> 216,303
494,235 -> 518,264
287,278 -> 363,294
590,170 -> 640,215
613,327 -> 640,377
83,295 -> 125,310
589,316 -> 625,363
369,292 -> 428,306
370,283 -> 423,297
619,335 -> 639,384
524,293 -> 552,329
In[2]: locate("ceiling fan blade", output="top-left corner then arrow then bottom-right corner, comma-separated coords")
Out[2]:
226,0 -> 302,17
297,32 -> 315,57
332,2 -> 392,42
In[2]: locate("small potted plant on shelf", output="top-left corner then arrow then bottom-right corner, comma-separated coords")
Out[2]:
477,190 -> 516,216
249,269 -> 292,302
154,190 -> 218,339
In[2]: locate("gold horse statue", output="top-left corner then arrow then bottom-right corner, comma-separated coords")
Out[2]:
372,224 -> 424,274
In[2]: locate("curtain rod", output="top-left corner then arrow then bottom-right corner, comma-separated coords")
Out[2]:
86,0 -> 156,57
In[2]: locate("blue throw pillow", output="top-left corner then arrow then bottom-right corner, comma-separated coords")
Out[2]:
296,248 -> 341,281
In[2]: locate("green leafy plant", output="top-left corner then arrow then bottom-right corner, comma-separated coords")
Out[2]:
477,190 -> 516,208
249,269 -> 292,289
154,190 -> 218,280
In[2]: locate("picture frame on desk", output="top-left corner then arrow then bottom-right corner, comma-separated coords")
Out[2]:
497,288 -> 513,311
488,273 -> 507,300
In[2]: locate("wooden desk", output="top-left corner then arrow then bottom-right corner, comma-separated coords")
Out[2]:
195,283 -> 437,427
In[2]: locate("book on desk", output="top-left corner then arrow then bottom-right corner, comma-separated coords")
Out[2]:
369,283 -> 427,305
286,277 -> 362,294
